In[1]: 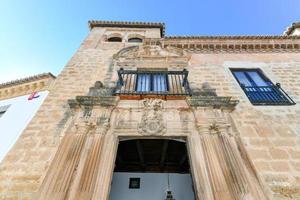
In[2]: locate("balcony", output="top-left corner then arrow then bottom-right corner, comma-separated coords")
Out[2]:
241,83 -> 295,105
114,69 -> 191,100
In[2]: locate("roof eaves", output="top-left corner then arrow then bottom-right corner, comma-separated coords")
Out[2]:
88,20 -> 166,37
164,35 -> 300,40
0,72 -> 56,89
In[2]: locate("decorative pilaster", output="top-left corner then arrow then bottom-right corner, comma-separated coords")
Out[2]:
190,106 -> 268,200
187,131 -> 215,200
35,81 -> 119,200
92,132 -> 118,200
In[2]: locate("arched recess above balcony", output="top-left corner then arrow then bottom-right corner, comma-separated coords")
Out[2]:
113,44 -> 190,68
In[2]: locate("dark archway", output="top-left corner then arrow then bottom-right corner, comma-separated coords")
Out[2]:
115,139 -> 190,173
110,139 -> 195,200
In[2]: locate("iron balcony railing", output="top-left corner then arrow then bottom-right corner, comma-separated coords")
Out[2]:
241,83 -> 295,105
114,69 -> 192,97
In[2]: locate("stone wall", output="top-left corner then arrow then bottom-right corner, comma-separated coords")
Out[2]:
0,26 -> 161,199
0,24 -> 299,200
188,53 -> 300,199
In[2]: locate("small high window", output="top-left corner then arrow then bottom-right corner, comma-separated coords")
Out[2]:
107,37 -> 122,42
231,68 -> 295,105
128,38 -> 143,43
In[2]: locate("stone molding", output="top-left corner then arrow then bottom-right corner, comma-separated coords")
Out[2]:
68,81 -> 119,108
65,81 -> 119,137
113,44 -> 189,68
186,96 -> 239,109
0,73 -> 55,89
144,38 -> 300,53
0,73 -> 55,100
68,96 -> 119,107
88,20 -> 165,36
271,186 -> 300,199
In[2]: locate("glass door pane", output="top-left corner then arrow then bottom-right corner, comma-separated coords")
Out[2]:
153,74 -> 167,92
136,74 -> 151,92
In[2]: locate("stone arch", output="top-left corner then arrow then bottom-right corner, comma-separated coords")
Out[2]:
105,32 -> 123,42
127,33 -> 144,43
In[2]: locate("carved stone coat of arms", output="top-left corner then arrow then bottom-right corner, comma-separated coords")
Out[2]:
138,99 -> 166,136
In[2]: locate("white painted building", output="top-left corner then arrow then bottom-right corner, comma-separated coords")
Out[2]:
0,91 -> 49,162
0,73 -> 55,163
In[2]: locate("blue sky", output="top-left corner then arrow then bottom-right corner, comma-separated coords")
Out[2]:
0,0 -> 299,83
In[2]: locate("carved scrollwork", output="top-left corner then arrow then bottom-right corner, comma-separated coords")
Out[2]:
197,122 -> 236,137
74,121 -> 96,134
138,99 -> 166,136
113,44 -> 189,68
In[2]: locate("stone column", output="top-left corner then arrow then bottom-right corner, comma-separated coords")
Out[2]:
187,129 -> 214,200
91,131 -> 118,200
35,125 -> 91,200
66,132 -> 106,200
193,123 -> 268,200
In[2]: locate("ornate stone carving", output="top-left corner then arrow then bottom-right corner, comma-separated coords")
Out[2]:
138,99 -> 166,136
87,81 -> 114,97
114,45 -> 185,59
83,106 -> 93,119
193,109 -> 237,137
95,112 -> 110,135
187,96 -> 239,109
208,122 -> 221,134
74,121 -> 96,134
271,186 -> 300,199
179,109 -> 190,130
113,44 -> 190,68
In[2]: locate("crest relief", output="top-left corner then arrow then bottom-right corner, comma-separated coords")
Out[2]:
138,98 -> 166,136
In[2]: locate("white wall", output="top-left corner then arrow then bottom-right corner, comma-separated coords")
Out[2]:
109,172 -> 195,200
292,28 -> 300,36
0,91 -> 48,162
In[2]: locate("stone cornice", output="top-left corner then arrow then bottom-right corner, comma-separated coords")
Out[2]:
158,37 -> 300,53
0,73 -> 56,100
88,20 -> 165,37
165,35 -> 300,39
0,73 -> 55,89
68,96 -> 119,108
186,96 -> 239,110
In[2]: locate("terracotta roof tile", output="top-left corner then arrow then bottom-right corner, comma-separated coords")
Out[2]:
0,73 -> 56,89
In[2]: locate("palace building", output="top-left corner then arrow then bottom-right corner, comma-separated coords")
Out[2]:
0,20 -> 300,200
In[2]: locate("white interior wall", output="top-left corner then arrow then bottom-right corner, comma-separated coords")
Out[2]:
0,91 -> 48,162
109,172 -> 195,200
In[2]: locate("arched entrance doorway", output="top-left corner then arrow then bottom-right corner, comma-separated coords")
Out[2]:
109,139 -> 195,200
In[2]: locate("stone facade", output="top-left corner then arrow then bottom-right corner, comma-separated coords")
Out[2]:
0,21 -> 300,200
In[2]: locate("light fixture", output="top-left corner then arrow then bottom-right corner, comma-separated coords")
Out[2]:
165,166 -> 175,200
165,190 -> 175,200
